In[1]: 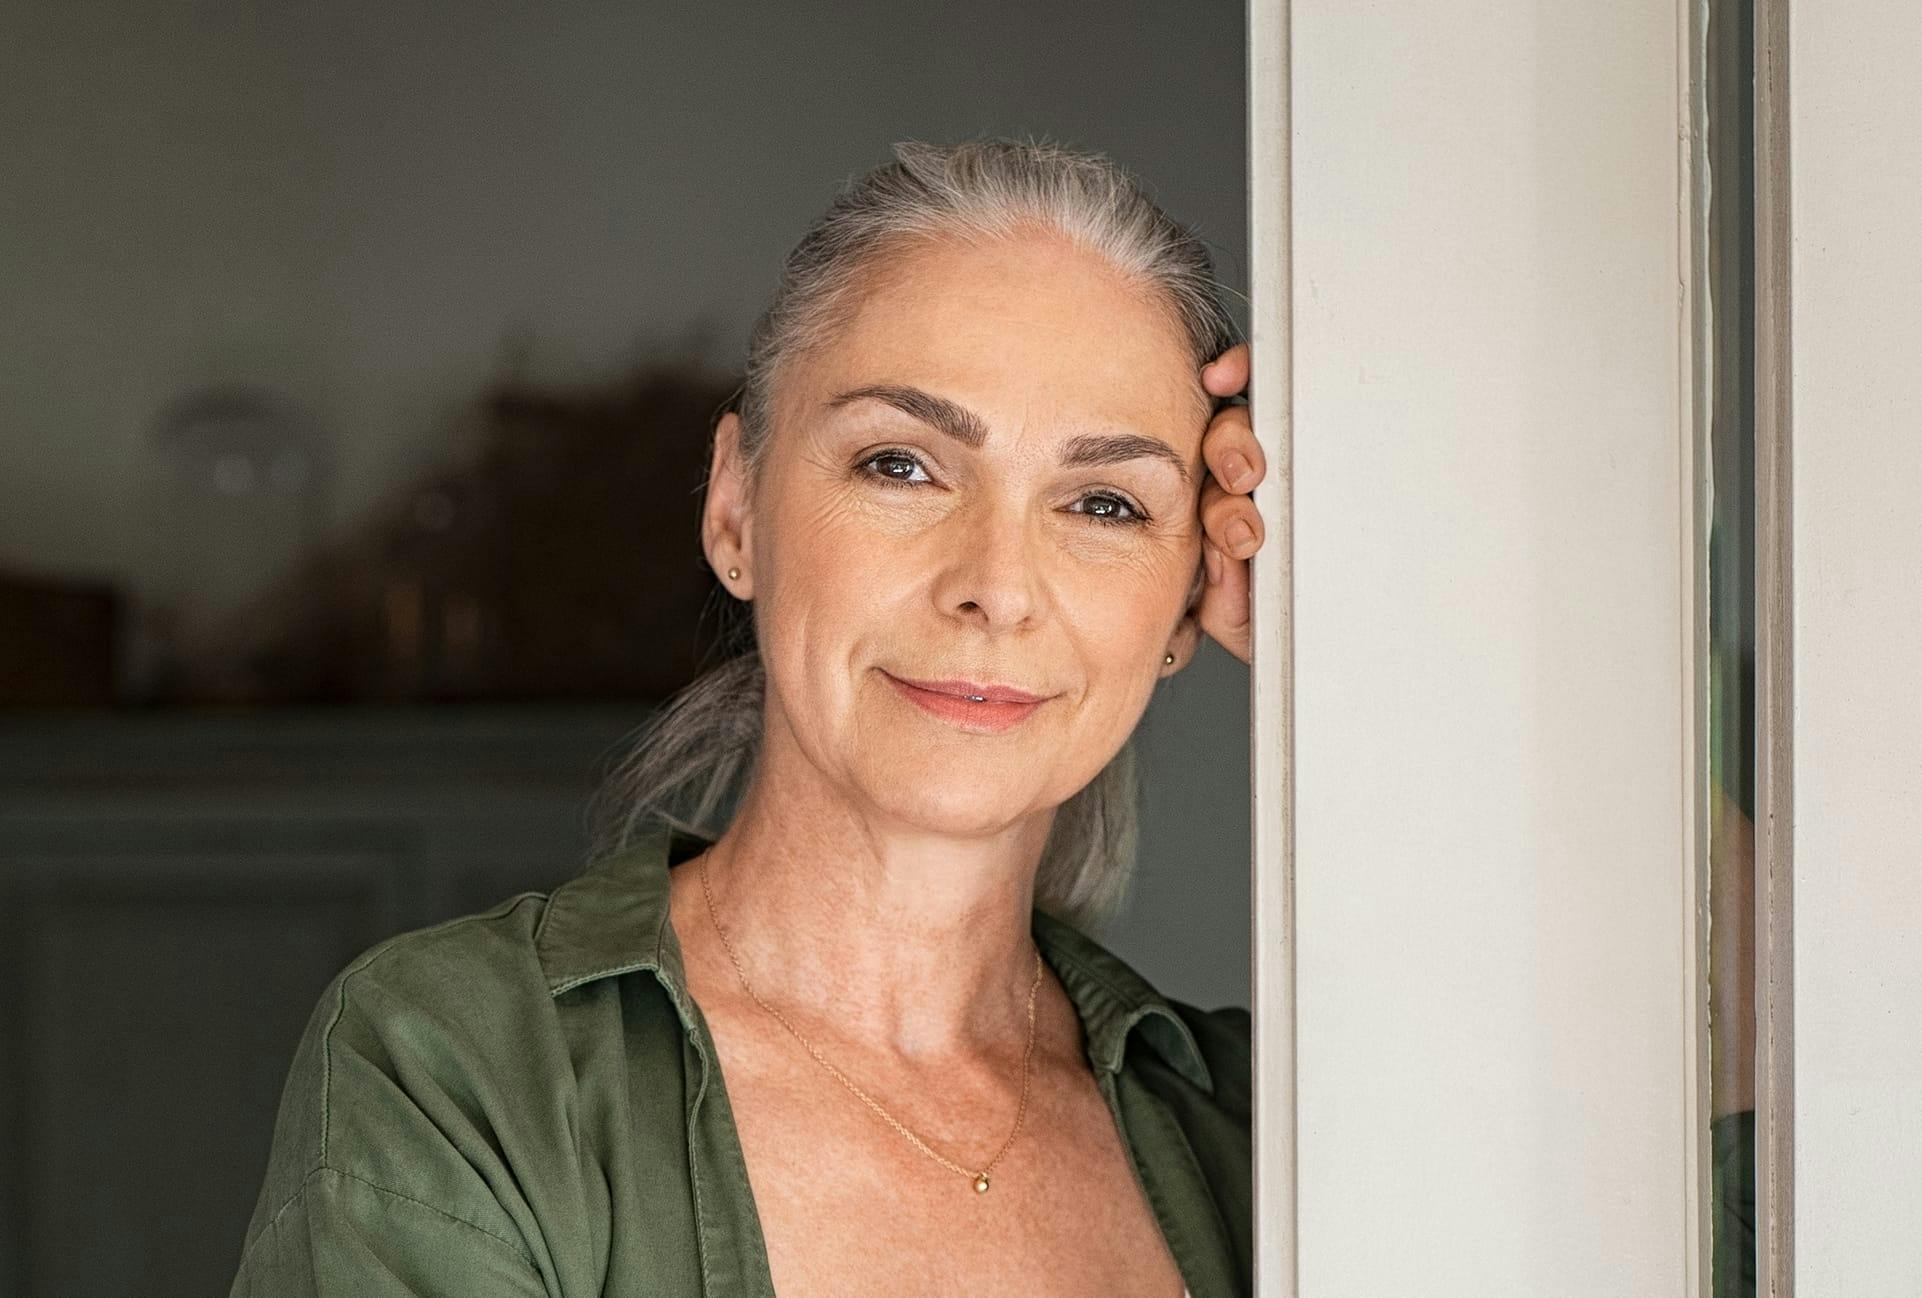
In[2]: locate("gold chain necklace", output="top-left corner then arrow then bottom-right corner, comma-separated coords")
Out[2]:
697,851 -> 1044,1194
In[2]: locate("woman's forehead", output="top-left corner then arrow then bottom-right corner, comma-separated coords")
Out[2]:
850,232 -> 1186,345
795,234 -> 1207,430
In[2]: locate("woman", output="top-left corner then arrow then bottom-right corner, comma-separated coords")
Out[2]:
229,138 -> 1268,1298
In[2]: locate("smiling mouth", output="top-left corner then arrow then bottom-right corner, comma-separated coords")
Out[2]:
880,671 -> 1051,733
885,673 -> 1050,704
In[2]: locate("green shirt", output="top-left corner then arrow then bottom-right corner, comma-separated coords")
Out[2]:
228,818 -> 1253,1296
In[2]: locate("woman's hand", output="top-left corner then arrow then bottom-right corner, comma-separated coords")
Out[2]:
1195,342 -> 1265,666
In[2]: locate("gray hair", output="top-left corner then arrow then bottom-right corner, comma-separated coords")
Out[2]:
586,137 -> 1238,932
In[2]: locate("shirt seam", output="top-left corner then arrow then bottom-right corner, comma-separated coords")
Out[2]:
530,874 -> 564,948
1162,1105 -> 1240,1290
659,890 -> 721,1294
1107,1071 -> 1207,1298
687,1093 -> 717,1296
549,960 -> 649,996
232,1164 -> 541,1279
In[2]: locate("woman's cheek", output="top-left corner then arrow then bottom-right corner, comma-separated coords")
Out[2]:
767,487 -> 897,591
1058,532 -> 1184,614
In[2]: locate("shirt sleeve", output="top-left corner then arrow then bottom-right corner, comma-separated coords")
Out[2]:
229,1165 -> 551,1297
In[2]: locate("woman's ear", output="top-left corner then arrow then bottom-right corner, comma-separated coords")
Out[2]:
1161,557 -> 1208,674
703,410 -> 755,598
1185,552 -> 1208,612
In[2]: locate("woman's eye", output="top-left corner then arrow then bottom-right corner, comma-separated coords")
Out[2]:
857,450 -> 1148,527
1070,493 -> 1151,527
858,449 -> 933,486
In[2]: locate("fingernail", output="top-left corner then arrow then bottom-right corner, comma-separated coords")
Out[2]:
1227,519 -> 1255,556
1204,543 -> 1223,585
1223,452 -> 1252,491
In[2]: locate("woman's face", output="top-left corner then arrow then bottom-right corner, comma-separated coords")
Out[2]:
707,230 -> 1211,839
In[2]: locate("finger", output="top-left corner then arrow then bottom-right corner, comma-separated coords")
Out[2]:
1200,342 -> 1251,399
1200,473 -> 1266,560
1200,403 -> 1266,494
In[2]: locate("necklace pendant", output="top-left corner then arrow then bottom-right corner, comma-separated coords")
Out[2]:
973,1172 -> 991,1193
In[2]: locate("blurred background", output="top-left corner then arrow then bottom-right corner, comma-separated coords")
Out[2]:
0,2 -> 1251,1292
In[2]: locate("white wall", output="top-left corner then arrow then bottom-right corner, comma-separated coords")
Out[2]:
1790,0 -> 1922,1287
1284,0 -> 1700,1291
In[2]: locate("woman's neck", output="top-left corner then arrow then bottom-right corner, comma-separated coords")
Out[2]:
670,756 -> 1057,1063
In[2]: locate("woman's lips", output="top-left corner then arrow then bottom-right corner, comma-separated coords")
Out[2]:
882,672 -> 1047,733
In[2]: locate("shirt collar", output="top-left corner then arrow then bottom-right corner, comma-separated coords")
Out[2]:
533,816 -> 1214,1095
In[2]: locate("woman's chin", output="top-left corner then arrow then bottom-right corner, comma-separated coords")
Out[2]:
855,772 -> 1053,838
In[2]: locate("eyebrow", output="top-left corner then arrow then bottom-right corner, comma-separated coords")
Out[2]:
825,383 -> 1193,489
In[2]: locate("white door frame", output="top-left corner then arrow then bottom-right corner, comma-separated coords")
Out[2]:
1247,0 -> 1716,1291
1245,0 -> 1298,1292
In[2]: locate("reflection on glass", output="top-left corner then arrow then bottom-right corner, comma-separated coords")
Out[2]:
1706,0 -> 1757,1292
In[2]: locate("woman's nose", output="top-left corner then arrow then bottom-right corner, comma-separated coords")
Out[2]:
929,503 -> 1042,630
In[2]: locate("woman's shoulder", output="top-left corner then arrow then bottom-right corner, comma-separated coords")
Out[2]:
328,889 -> 554,1012
235,891 -> 568,1274
266,886 -> 561,1122
306,889 -> 561,1082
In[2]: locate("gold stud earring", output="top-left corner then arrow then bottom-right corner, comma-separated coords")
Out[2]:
727,567 -> 740,581
1164,652 -> 1175,665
